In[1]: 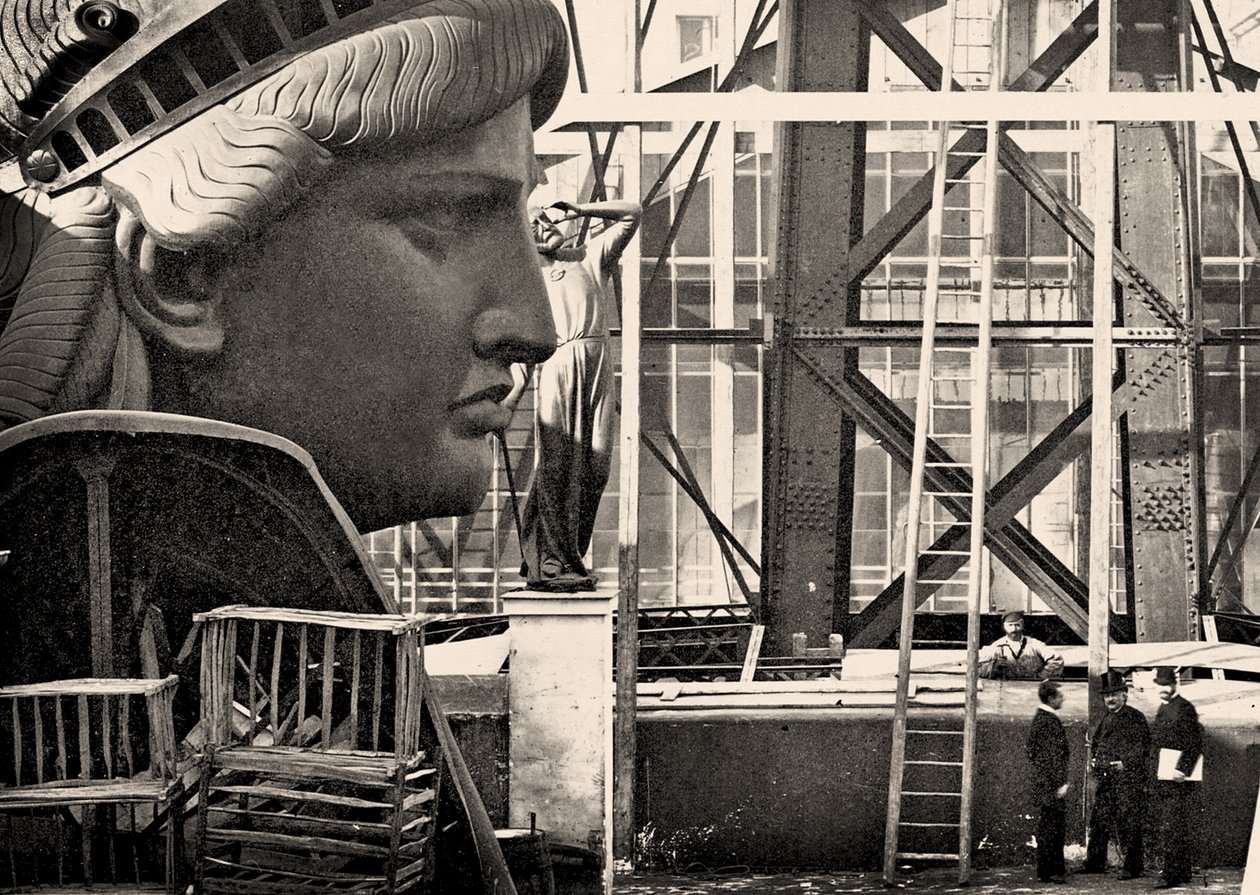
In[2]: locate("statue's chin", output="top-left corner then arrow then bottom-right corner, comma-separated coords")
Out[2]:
345,463 -> 492,535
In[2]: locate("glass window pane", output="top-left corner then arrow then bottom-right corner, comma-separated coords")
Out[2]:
1030,172 -> 1068,256
1202,156 -> 1241,257
641,196 -> 671,259
735,171 -> 759,256
996,171 -> 1026,257
674,178 -> 712,256
642,260 -> 672,327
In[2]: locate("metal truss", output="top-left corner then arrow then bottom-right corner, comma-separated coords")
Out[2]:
768,0 -> 1220,643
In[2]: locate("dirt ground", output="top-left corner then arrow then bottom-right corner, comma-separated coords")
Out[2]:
614,866 -> 1247,894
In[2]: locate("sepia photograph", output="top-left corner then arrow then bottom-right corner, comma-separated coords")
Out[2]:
0,0 -> 1258,892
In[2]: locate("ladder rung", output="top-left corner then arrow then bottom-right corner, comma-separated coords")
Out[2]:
905,760 -> 964,767
903,791 -> 962,797
907,729 -> 964,736
899,822 -> 960,829
896,852 -> 960,861
923,549 -> 970,556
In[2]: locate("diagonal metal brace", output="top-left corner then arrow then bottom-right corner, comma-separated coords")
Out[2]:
848,0 -> 1184,330
792,347 -> 1180,644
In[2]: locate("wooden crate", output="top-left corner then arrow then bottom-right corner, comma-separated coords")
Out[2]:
0,676 -> 183,891
193,607 -> 437,894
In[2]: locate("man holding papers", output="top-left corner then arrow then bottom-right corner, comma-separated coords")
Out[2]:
1150,666 -> 1204,889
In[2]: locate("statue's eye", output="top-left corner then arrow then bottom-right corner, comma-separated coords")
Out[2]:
380,179 -> 518,261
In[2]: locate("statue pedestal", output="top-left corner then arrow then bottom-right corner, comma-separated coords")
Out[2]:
503,590 -> 613,890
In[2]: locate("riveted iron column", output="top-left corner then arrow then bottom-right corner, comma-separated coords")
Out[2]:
1114,0 -> 1203,641
761,0 -> 869,652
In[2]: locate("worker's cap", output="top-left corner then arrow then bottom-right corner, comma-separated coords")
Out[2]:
1001,610 -> 1024,624
1153,666 -> 1179,686
1098,670 -> 1128,694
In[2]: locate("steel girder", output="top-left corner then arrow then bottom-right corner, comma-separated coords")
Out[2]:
1113,0 -> 1205,641
794,0 -> 1201,644
760,0 -> 868,651
800,350 -> 1180,647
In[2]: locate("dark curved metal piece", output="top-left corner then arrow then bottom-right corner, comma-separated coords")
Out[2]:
16,1 -> 136,117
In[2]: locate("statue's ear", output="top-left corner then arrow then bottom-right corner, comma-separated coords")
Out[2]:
115,210 -> 225,356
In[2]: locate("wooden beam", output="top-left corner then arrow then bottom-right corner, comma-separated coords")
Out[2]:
546,90 -> 1260,124
612,0 -> 642,863
1087,0 -> 1116,723
739,625 -> 765,683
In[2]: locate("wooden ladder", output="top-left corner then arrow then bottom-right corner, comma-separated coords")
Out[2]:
882,0 -> 1004,885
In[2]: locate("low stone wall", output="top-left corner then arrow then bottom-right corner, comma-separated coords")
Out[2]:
634,680 -> 1260,871
434,676 -> 1260,872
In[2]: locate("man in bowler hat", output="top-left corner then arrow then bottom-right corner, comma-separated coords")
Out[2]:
980,610 -> 1065,680
1027,679 -> 1070,882
1084,670 -> 1150,879
1150,666 -> 1203,888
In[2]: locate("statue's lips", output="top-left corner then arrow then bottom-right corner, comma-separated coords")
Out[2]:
449,384 -> 513,437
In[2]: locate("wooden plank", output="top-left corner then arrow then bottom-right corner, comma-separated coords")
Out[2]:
32,696 -> 43,784
0,779 -> 175,809
208,804 -> 393,836
1087,0 -> 1116,727
614,110 -> 643,866
321,626 -> 335,748
270,622 -> 283,743
54,697 -> 66,781
77,695 -> 90,781
387,764 -> 405,891
739,625 -> 765,683
10,699 -> 20,786
102,695 -> 113,778
296,625 -> 308,734
194,605 -> 424,635
204,853 -> 385,882
248,621 -> 260,735
371,632 -> 384,753
202,877 -> 374,894
401,789 -> 434,812
120,695 -> 133,778
393,630 -> 405,756
204,827 -> 391,858
209,784 -> 390,810
209,749 -> 394,785
0,677 -> 177,698
1201,615 -> 1226,681
349,630 -> 361,751
398,833 -> 432,859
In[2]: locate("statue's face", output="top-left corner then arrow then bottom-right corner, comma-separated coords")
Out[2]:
176,100 -> 555,531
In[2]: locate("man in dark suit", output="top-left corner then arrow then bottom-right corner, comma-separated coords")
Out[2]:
1150,666 -> 1203,889
1027,679 -> 1070,882
1084,670 -> 1150,879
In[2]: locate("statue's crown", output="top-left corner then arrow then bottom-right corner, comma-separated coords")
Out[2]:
4,0 -> 459,195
